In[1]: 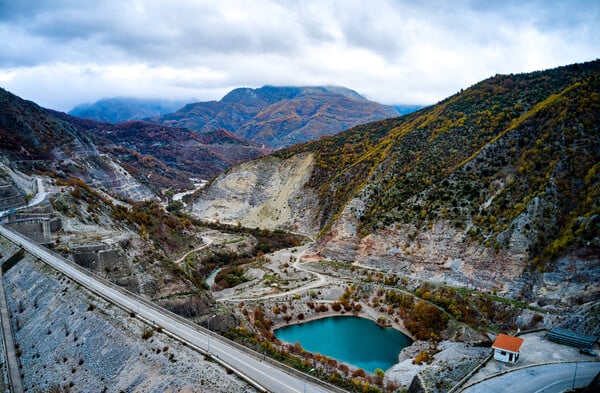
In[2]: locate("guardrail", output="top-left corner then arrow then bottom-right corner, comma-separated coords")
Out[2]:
0,251 -> 25,393
0,225 -> 345,393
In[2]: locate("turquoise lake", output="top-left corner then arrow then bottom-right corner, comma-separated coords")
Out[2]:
274,316 -> 412,373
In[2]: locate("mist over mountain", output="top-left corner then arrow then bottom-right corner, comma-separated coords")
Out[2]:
392,104 -> 426,114
69,97 -> 187,123
147,85 -> 401,148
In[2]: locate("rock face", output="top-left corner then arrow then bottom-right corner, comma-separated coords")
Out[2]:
320,212 -> 526,291
191,152 -> 319,234
77,154 -> 155,200
2,251 -> 255,392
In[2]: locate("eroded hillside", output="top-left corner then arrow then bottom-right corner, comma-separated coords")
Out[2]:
0,88 -> 157,200
191,152 -> 320,233
189,60 -> 600,303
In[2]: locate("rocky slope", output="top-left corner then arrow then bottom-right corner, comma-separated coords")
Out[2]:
147,85 -> 400,148
188,60 -> 600,304
0,243 -> 255,392
191,152 -> 319,232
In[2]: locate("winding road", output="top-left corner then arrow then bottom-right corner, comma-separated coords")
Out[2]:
216,243 -> 334,303
174,235 -> 213,264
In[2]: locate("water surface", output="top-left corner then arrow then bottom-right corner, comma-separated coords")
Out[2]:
274,316 -> 412,373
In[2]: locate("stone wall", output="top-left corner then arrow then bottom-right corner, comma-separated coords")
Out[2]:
72,244 -> 124,273
0,181 -> 26,211
4,216 -> 61,244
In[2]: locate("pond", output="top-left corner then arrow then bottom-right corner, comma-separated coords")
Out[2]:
274,316 -> 412,373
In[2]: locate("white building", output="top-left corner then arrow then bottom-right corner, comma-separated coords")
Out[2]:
492,333 -> 524,364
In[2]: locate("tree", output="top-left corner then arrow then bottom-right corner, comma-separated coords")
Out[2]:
374,368 -> 385,386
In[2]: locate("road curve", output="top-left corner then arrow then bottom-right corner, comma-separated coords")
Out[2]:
174,236 -> 213,264
0,225 -> 342,393
461,362 -> 600,393
217,243 -> 332,303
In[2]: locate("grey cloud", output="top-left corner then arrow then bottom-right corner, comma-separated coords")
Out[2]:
1,0 -> 599,111
1,1 -> 314,67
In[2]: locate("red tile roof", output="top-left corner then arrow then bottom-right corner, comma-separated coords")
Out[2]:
492,333 -> 524,352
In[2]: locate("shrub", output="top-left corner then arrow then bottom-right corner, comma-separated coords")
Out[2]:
413,350 -> 431,365
142,329 -> 154,340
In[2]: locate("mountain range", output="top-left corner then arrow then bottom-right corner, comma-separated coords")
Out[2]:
0,88 -> 268,198
1,84 -> 406,201
145,86 -> 401,148
2,60 -> 598,308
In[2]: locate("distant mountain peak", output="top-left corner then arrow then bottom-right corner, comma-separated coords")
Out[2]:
69,97 -> 188,123
147,85 -> 401,149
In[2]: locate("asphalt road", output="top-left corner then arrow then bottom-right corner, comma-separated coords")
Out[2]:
462,362 -> 600,393
0,225 -> 339,393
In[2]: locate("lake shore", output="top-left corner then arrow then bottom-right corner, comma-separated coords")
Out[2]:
271,304 -> 416,342
273,313 -> 413,373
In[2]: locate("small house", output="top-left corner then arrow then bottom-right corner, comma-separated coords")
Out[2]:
492,333 -> 524,364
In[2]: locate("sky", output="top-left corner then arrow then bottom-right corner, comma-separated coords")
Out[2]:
0,0 -> 598,112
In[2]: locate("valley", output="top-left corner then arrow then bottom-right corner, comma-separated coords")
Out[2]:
0,60 -> 598,393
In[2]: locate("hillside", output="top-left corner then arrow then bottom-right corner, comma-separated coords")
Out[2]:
190,60 -> 600,303
52,112 -> 271,182
0,237 -> 255,392
0,87 -> 155,200
147,85 -> 400,148
69,97 -> 187,123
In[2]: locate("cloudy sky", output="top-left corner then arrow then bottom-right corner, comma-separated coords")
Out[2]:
0,0 -> 598,112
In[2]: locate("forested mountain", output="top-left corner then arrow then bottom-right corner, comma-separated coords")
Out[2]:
190,60 -> 600,301
0,88 -> 269,198
0,87 -> 155,199
147,86 -> 401,148
53,112 -> 270,182
69,97 -> 187,123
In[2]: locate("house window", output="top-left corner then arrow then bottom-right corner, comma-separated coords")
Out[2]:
501,351 -> 506,355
